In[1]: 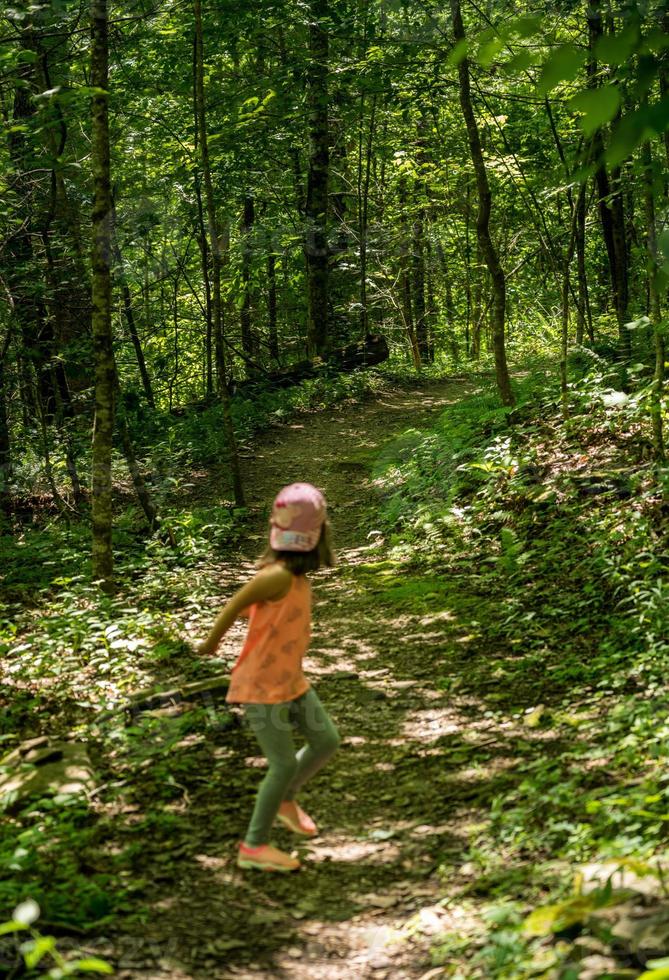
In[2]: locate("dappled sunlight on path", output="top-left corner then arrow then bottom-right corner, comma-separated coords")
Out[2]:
105,378 -> 564,979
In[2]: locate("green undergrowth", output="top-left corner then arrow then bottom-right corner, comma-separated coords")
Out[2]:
370,365 -> 669,978
154,366 -> 397,474
0,363 -> 435,940
5,366 -> 400,511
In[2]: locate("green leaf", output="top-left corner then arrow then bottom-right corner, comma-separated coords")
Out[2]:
523,904 -> 561,936
537,45 -> 587,96
637,968 -> 669,980
477,36 -> 505,68
523,896 -> 595,936
605,107 -> 650,167
644,29 -> 669,55
67,957 -> 113,973
595,27 -> 639,65
505,14 -> 543,38
22,936 -> 56,969
0,920 -> 28,936
447,40 -> 468,67
570,86 -> 621,135
648,96 -> 669,136
500,50 -> 536,74
658,230 -> 669,263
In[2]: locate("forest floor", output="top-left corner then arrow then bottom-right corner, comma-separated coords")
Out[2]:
6,369 -> 668,979
105,376 -> 498,979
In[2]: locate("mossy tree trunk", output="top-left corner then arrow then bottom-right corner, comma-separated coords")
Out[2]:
193,0 -> 244,505
642,139 -> 665,462
305,0 -> 330,357
90,0 -> 115,589
451,0 -> 513,406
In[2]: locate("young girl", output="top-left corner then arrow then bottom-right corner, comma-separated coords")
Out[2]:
198,482 -> 340,873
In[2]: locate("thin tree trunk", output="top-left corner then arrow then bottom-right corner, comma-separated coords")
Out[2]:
111,200 -> 155,408
358,91 -> 377,337
267,247 -> 279,363
660,11 -> 669,174
425,239 -> 436,362
195,178 -> 213,395
471,244 -> 483,360
193,0 -> 244,505
464,181 -> 472,356
192,35 -> 213,396
642,139 -> 665,462
412,212 -> 428,362
587,1 -> 630,363
37,384 -> 68,515
114,365 -> 160,530
54,362 -> 85,508
90,0 -> 115,589
240,194 -> 257,373
305,0 -> 329,356
399,175 -> 420,371
413,114 -> 430,362
0,359 -> 11,511
5,63 -> 57,418
436,239 -> 459,363
451,0 -> 514,405
40,228 -> 85,507
575,182 -> 593,345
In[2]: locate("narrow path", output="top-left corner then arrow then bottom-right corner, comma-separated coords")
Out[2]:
114,379 -> 491,980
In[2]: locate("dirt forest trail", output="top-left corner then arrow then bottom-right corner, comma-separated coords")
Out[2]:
118,378 -> 507,980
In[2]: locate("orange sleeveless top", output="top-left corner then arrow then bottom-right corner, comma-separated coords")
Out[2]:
226,573 -> 311,704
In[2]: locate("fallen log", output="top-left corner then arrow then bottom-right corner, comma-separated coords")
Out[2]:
236,332 -> 389,393
170,333 -> 389,414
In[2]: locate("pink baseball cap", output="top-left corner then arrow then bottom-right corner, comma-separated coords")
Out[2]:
270,482 -> 327,552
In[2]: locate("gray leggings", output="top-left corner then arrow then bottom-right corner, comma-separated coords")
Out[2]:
243,687 -> 340,847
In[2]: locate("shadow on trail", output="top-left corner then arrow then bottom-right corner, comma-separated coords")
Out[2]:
98,379 -> 608,979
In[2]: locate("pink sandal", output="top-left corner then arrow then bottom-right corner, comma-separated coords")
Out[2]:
276,801 -> 318,837
237,841 -> 300,872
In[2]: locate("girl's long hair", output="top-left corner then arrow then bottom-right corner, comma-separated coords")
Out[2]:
259,519 -> 335,575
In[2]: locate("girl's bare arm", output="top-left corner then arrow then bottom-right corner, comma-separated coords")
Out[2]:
197,564 -> 292,656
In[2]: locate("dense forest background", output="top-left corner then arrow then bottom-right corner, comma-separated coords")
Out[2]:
2,0 -> 668,559
2,1 -> 669,977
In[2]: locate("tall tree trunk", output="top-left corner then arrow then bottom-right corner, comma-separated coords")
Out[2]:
412,209 -> 428,361
111,200 -> 155,408
191,40 -> 213,397
4,62 -> 57,417
471,245 -> 483,360
267,247 -> 279,363
0,359 -> 11,512
660,11 -> 669,174
305,0 -> 330,356
195,178 -> 213,395
30,23 -> 92,357
425,239 -> 436,362
54,362 -> 85,509
436,239 -> 459,363
37,384 -> 68,515
90,0 -> 115,589
240,194 -> 257,373
451,0 -> 514,405
464,181 -> 472,356
114,365 -> 160,530
587,1 -> 630,363
193,0 -> 244,505
575,182 -> 594,345
399,175 -> 420,370
358,91 -> 376,337
642,139 -> 665,462
413,113 -> 430,362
